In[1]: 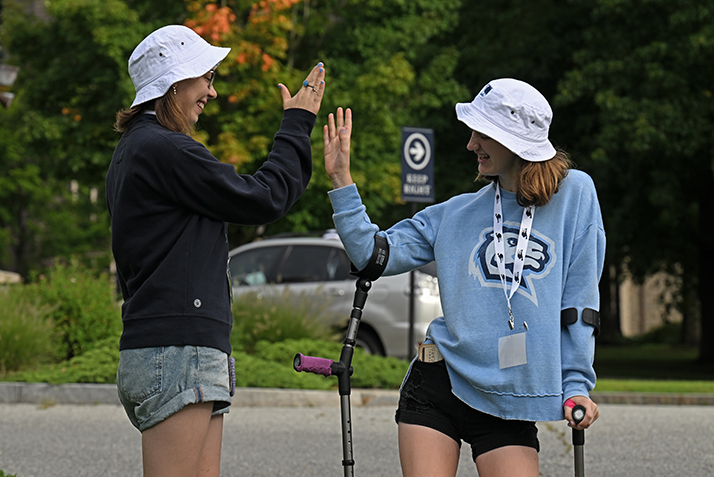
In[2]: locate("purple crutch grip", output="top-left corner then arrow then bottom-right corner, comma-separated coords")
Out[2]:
294,353 -> 333,377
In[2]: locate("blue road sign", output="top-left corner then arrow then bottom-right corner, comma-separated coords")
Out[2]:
401,127 -> 435,203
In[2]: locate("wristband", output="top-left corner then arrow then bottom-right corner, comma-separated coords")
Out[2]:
564,398 -> 576,409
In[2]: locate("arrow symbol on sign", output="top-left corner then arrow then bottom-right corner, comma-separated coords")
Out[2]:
409,141 -> 425,162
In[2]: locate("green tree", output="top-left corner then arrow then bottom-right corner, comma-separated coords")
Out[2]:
0,0 -> 190,276
0,0 -> 149,275
301,0 -> 468,229
556,0 -> 714,361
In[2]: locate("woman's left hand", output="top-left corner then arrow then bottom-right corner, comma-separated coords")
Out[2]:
279,62 -> 325,114
564,395 -> 599,430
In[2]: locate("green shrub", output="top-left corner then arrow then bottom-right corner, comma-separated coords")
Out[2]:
239,339 -> 410,389
232,350 -> 334,390
0,289 -> 57,373
0,470 -> 18,477
631,321 -> 682,345
4,336 -> 408,390
9,336 -> 120,385
231,288 -> 337,353
17,259 -> 122,360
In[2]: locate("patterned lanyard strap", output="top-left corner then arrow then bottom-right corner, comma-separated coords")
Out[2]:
493,182 -> 535,330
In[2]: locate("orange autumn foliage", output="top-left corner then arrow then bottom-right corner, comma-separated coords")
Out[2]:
185,4 -> 236,42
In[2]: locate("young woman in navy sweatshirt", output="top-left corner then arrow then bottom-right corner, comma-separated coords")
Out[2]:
106,25 -> 325,477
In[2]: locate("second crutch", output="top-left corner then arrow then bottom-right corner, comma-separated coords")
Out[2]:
571,404 -> 587,477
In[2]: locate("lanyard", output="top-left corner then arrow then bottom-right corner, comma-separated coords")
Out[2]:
493,182 -> 534,330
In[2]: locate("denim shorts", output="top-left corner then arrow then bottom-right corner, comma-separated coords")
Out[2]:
117,346 -> 232,432
395,360 -> 539,460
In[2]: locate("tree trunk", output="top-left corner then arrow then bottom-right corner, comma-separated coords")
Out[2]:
680,283 -> 700,346
599,260 -> 622,344
697,176 -> 714,363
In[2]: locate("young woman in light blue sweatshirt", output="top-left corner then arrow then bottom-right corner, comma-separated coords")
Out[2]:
323,79 -> 605,477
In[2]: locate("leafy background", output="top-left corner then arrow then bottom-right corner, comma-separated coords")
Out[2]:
1,0 -> 713,361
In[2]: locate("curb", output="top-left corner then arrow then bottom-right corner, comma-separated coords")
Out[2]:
0,382 -> 399,407
1,382 -> 713,407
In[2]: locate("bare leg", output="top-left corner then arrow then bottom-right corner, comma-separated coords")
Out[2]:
475,445 -> 539,477
142,402 -> 223,477
197,414 -> 224,477
398,423 -> 460,477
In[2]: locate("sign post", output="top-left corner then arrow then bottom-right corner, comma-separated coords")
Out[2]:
401,127 -> 435,360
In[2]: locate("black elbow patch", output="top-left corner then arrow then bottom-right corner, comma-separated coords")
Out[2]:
561,308 -> 600,337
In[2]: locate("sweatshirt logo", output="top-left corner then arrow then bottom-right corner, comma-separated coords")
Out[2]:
469,224 -> 556,305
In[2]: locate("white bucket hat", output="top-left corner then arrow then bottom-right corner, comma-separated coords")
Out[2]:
129,25 -> 231,108
455,78 -> 557,162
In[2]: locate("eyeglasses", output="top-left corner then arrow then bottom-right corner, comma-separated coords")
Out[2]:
205,70 -> 216,88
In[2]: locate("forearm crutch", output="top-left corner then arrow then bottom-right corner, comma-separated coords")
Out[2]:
571,404 -> 587,477
294,276 -> 372,477
293,234 -> 389,477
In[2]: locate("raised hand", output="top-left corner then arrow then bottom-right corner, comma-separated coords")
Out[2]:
323,107 -> 354,189
279,62 -> 325,114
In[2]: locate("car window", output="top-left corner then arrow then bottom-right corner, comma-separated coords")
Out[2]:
229,246 -> 287,286
280,245 -> 351,283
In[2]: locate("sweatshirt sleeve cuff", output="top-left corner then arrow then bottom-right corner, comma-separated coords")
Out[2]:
279,108 -> 317,136
328,184 -> 361,213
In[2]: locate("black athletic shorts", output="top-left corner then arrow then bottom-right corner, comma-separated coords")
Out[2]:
395,359 -> 540,461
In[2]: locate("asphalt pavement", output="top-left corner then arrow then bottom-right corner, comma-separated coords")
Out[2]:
0,385 -> 713,477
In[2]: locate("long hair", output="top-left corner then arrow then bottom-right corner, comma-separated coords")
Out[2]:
477,149 -> 574,207
114,87 -> 194,135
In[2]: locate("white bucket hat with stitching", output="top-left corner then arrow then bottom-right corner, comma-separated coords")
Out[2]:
455,78 -> 557,162
129,25 -> 231,108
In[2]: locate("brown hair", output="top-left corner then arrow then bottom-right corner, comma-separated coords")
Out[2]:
477,149 -> 574,207
114,87 -> 194,135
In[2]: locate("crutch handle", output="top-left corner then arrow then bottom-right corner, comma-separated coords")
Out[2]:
293,353 -> 334,377
571,404 -> 586,476
572,404 -> 586,426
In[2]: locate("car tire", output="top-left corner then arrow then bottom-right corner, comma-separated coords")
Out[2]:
355,327 -> 385,356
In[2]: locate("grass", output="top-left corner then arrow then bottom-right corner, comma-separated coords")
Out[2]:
595,379 -> 714,394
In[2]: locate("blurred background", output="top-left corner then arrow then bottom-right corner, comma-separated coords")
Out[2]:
0,0 -> 713,366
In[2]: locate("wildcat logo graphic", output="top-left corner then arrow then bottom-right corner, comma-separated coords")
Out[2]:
468,223 -> 556,305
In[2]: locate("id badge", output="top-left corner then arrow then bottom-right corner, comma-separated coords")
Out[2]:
498,332 -> 527,369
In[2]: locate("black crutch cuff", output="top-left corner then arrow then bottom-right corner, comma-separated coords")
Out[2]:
350,234 -> 389,281
561,308 -> 601,337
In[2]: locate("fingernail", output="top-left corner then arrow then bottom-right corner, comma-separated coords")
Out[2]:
320,68 -> 323,73
317,62 -> 323,67
303,80 -> 309,86
321,80 -> 324,84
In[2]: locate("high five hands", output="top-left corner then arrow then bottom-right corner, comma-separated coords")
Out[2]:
279,62 -> 325,115
323,107 -> 354,190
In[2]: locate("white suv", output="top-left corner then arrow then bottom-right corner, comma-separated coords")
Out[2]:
228,233 -> 443,359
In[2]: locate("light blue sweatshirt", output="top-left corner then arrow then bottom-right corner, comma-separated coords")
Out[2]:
329,170 -> 605,422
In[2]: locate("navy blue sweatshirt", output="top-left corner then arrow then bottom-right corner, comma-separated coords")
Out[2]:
106,109 -> 315,354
